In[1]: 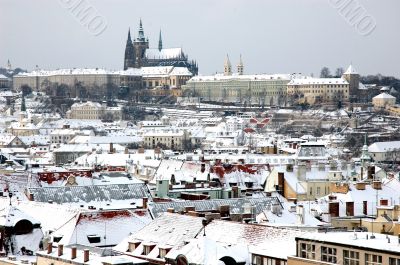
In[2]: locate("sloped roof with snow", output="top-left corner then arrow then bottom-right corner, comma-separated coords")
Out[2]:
344,64 -> 358,74
368,141 -> 400,153
146,48 -> 183,59
189,73 -> 291,82
27,183 -> 150,205
288,77 -> 349,85
373,92 -> 396,99
54,209 -> 152,247
150,197 -> 282,218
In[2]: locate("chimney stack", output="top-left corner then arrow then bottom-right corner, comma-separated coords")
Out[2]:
71,247 -> 77,259
142,197 -> 148,209
47,242 -> 53,254
83,249 -> 89,262
373,181 -> 382,190
58,244 -> 63,256
109,143 -> 114,153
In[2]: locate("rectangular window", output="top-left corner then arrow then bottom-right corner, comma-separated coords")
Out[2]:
389,258 -> 400,265
300,243 -> 315,260
365,254 -> 382,265
343,250 -> 359,265
321,246 -> 337,263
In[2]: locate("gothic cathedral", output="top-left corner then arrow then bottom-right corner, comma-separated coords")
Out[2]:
123,20 -> 198,75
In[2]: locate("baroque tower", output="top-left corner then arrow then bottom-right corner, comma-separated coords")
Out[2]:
224,54 -> 232,76
133,19 -> 149,68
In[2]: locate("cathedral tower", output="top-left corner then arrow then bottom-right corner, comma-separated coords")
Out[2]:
133,19 -> 149,68
224,54 -> 232,76
237,55 -> 244,75
123,28 -> 135,70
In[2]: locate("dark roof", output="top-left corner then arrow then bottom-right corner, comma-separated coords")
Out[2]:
150,197 -> 282,218
27,184 -> 150,204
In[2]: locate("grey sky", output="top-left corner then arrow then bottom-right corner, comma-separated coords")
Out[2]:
1,0 -> 399,77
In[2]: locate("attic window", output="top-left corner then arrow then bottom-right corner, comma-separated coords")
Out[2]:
143,244 -> 155,255
87,235 -> 101,243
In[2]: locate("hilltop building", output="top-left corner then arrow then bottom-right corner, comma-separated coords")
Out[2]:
123,20 -> 198,75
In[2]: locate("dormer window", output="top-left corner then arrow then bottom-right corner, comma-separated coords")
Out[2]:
142,243 -> 155,255
87,235 -> 101,243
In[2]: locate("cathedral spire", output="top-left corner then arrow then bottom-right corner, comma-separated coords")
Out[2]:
127,28 -> 132,43
224,54 -> 232,76
158,30 -> 163,51
137,18 -> 145,41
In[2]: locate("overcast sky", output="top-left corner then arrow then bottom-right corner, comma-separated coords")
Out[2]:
1,0 -> 399,77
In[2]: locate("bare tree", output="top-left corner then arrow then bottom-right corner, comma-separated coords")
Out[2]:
320,67 -> 331,78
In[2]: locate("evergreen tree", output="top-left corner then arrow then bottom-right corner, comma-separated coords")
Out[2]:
21,95 -> 26,111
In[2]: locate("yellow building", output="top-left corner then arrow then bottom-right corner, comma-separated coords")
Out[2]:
287,77 -> 350,105
372,92 -> 396,109
288,231 -> 400,265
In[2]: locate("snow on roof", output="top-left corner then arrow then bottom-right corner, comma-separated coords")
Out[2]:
0,74 -> 9,79
203,219 -> 307,260
70,135 -> 142,145
344,64 -> 358,74
288,77 -> 349,85
0,205 -> 41,227
368,140 -> 400,153
300,231 -> 400,253
16,68 -> 115,77
166,236 -> 249,264
27,183 -> 150,206
189,73 -> 291,82
315,178 -> 400,216
71,101 -> 103,108
372,92 -> 396,99
54,209 -> 151,247
120,66 -> 192,77
146,47 -> 183,59
150,197 -> 282,218
115,213 -> 204,254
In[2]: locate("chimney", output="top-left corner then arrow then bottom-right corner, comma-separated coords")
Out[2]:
356,182 -> 366,190
47,242 -> 53,254
373,181 -> 382,190
167,208 -> 174,213
142,197 -> 148,209
83,249 -> 89,262
71,247 -> 77,259
125,147 -> 129,154
58,244 -> 63,256
232,186 -> 239,198
109,143 -> 114,153
297,163 -> 306,181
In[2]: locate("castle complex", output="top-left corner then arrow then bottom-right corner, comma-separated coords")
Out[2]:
123,19 -> 198,75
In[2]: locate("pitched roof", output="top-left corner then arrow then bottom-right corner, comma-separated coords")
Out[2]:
150,197 -> 282,218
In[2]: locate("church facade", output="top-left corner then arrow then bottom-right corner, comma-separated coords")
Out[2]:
124,20 -> 198,75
